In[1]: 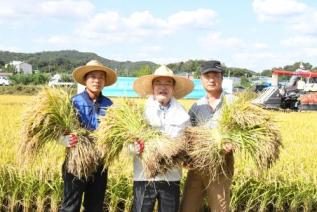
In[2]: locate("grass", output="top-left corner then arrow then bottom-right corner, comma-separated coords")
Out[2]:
0,94 -> 317,211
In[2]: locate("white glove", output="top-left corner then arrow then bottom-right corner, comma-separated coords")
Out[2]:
128,140 -> 144,155
58,134 -> 78,148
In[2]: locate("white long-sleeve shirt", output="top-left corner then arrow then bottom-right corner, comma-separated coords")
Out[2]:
133,95 -> 190,181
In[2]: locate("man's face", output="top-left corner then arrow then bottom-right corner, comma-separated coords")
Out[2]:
152,77 -> 175,105
200,72 -> 223,93
85,70 -> 106,94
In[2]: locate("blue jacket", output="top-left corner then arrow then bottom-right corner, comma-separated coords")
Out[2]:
72,90 -> 112,131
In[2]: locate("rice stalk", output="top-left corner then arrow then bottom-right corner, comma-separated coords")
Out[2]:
185,96 -> 282,180
141,138 -> 186,178
96,98 -> 184,178
19,87 -> 99,179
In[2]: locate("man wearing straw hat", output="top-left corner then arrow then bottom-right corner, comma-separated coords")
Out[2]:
59,60 -> 117,212
180,60 -> 234,212
131,65 -> 194,212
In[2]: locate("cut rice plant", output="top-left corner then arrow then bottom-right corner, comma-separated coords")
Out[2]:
141,138 -> 186,178
184,127 -> 229,180
185,95 -> 282,180
19,87 -> 100,179
95,98 -> 184,178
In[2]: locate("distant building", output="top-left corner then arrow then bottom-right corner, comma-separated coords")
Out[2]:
227,77 -> 241,86
8,61 -> 32,74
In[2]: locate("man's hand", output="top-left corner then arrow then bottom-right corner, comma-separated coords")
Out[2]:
59,133 -> 78,148
128,139 -> 144,155
223,143 -> 234,153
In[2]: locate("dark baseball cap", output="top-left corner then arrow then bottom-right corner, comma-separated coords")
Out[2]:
200,60 -> 224,74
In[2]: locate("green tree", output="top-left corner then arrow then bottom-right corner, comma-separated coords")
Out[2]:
9,73 -> 49,85
260,69 -> 272,77
240,76 -> 252,88
3,64 -> 16,73
283,62 -> 313,71
0,60 -> 5,68
60,73 -> 74,82
134,65 -> 152,77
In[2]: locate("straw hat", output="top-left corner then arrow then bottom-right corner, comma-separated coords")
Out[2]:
133,65 -> 194,99
72,60 -> 117,86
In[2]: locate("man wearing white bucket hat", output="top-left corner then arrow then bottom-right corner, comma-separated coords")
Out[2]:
131,65 -> 194,212
59,60 -> 117,212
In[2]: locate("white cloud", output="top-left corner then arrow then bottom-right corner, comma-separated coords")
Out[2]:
140,46 -> 163,53
47,36 -> 72,45
38,0 -> 95,19
0,0 -> 95,24
231,46 -> 317,71
125,11 -> 166,30
252,0 -> 317,37
252,0 -> 308,21
0,44 -> 21,52
281,35 -> 317,58
288,11 -> 317,34
201,32 -> 246,49
81,12 -> 122,33
168,9 -> 217,29
232,51 -> 281,71
281,35 -> 317,47
0,1 -> 36,22
253,42 -> 269,49
302,47 -> 317,57
77,9 -> 218,43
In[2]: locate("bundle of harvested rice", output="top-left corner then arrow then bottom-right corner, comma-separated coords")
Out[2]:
184,127 -> 228,180
19,87 -> 100,179
141,138 -> 186,178
95,99 -> 184,178
185,95 -> 282,180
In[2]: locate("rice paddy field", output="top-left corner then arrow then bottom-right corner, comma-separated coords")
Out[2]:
0,94 -> 317,211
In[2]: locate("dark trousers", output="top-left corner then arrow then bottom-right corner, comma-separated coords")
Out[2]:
132,181 -> 180,212
59,165 -> 108,212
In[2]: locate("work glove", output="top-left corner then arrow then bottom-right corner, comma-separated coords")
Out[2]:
223,142 -> 234,153
128,139 -> 144,155
59,133 -> 78,148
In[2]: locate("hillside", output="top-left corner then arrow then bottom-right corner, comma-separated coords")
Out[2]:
0,50 -> 259,77
0,50 -> 158,76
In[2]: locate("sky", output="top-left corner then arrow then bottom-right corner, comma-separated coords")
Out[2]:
1,0 -> 317,72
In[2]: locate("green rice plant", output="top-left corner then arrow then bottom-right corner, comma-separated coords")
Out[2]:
19,87 -> 100,179
47,176 -> 63,212
106,174 -> 133,212
96,98 -> 184,178
231,176 -> 317,211
35,181 -> 50,212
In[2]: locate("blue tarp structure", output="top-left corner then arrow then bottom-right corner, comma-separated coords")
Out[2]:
78,77 -> 233,99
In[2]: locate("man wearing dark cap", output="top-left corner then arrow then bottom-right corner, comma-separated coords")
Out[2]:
180,60 -> 234,212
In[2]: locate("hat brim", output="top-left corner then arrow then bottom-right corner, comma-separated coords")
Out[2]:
133,75 -> 194,99
201,67 -> 223,74
72,65 -> 117,86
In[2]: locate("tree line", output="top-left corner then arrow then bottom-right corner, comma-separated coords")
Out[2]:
0,50 -> 316,85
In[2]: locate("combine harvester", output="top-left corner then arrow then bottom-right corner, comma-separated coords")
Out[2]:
252,65 -> 317,111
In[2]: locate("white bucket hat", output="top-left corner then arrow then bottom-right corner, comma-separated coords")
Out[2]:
72,60 -> 117,86
133,65 -> 194,99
